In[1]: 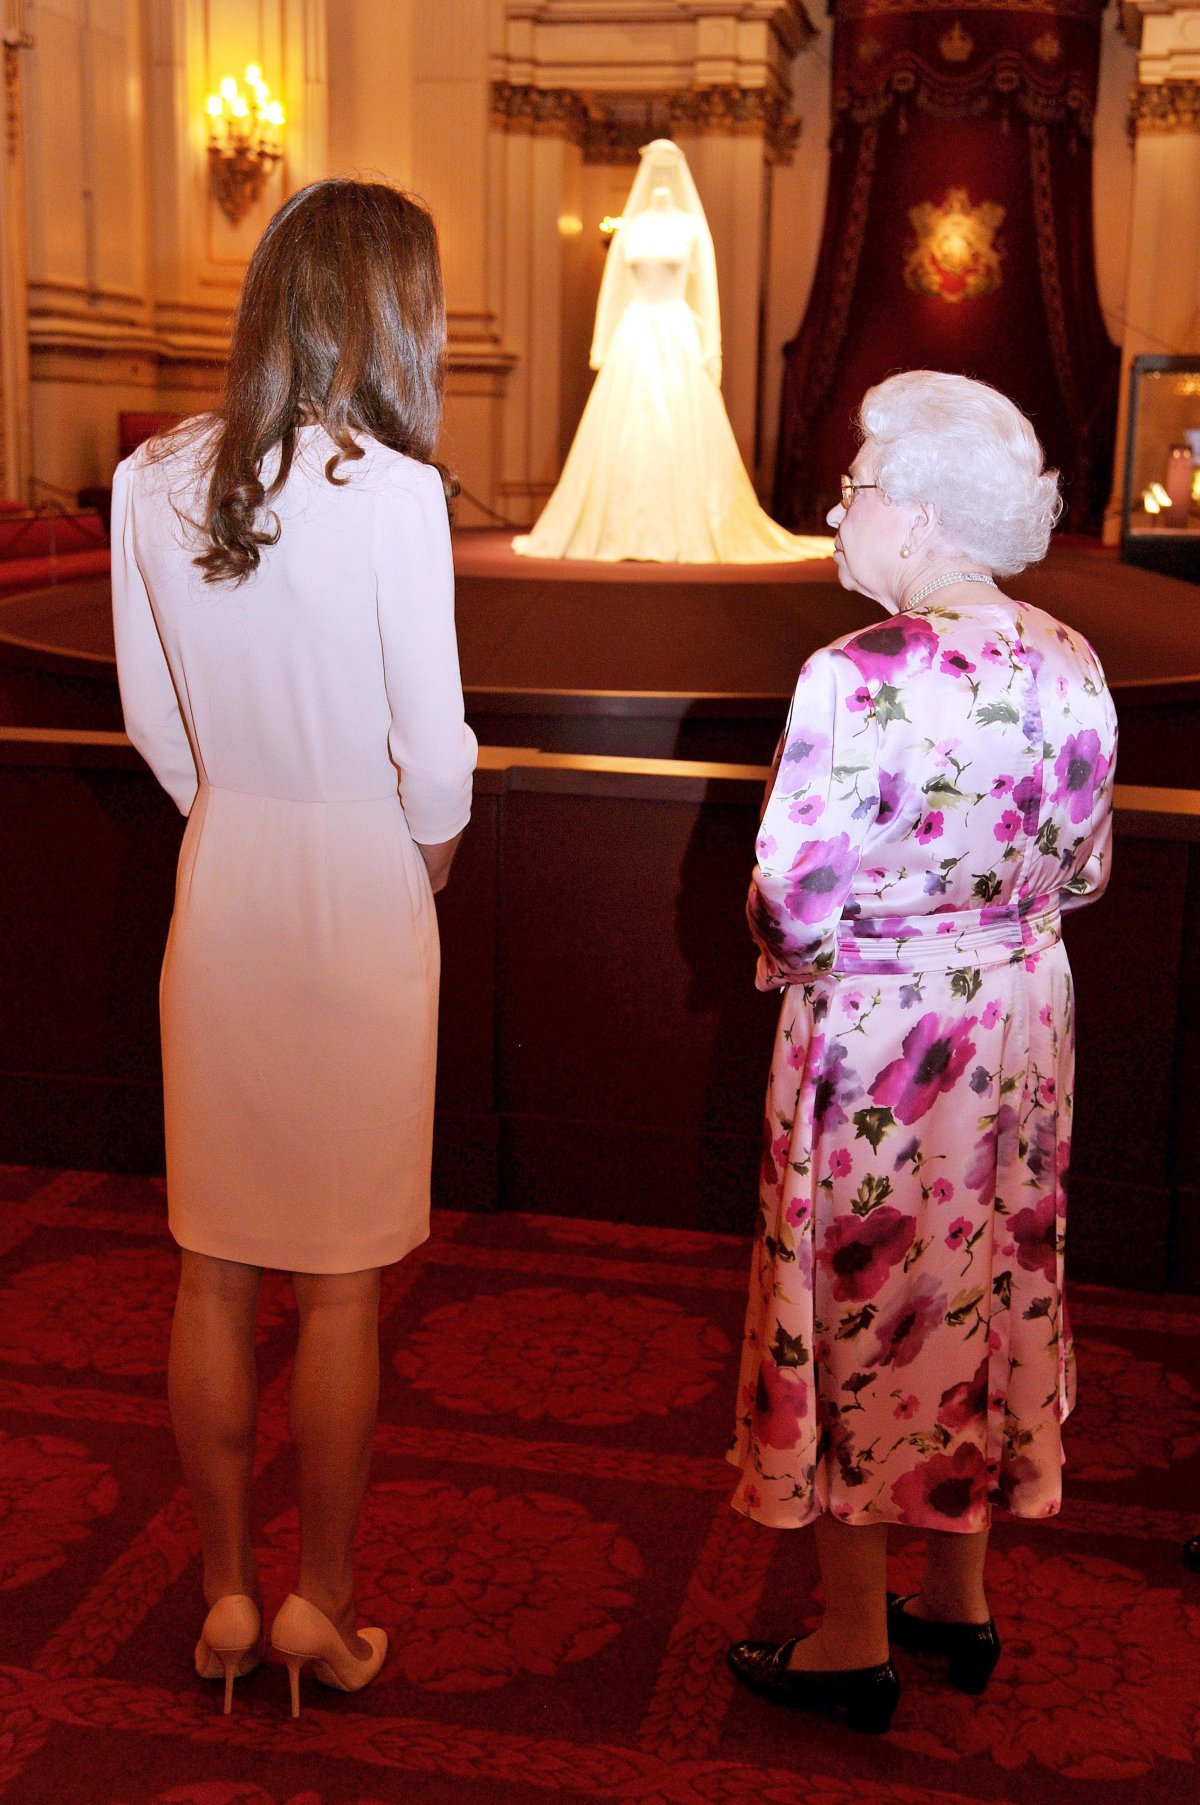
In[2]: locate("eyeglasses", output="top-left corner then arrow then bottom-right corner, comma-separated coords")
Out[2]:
839,476 -> 878,510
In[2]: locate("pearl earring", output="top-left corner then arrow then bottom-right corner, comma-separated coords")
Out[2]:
900,545 -> 911,558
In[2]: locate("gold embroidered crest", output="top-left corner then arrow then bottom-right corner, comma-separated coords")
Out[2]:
1031,31 -> 1062,63
904,188 -> 1005,303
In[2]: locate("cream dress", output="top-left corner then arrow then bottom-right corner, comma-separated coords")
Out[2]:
513,142 -> 832,565
111,425 -> 477,1273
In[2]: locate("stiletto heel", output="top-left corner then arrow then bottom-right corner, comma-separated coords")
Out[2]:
270,1593 -> 387,1718
194,1594 -> 263,1713
220,1656 -> 237,1714
886,1592 -> 1000,1694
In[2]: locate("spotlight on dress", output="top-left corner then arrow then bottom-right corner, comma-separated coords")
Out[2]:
513,140 -> 833,565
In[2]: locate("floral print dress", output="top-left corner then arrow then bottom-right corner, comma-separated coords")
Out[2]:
727,595 -> 1117,1532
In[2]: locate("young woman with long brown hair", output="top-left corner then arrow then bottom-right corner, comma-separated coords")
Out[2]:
111,179 -> 476,1716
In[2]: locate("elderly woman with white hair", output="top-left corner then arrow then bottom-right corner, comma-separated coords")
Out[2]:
725,372 -> 1117,1733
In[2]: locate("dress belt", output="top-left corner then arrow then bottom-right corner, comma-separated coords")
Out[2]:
834,896 -> 1062,975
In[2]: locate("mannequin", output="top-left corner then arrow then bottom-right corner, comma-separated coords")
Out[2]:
513,141 -> 832,564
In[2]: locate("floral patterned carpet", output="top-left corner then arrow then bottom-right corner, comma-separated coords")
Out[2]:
1,1163 -> 1198,1805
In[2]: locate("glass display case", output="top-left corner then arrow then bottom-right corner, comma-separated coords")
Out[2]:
1120,355 -> 1200,583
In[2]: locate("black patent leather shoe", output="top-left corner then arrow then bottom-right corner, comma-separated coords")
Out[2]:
726,1637 -> 900,1733
886,1592 -> 1000,1694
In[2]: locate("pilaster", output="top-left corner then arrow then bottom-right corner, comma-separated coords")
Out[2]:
0,0 -> 32,499
1105,3 -> 1200,541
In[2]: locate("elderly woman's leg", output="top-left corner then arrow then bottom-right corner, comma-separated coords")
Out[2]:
910,1527 -> 990,1622
727,1514 -> 898,1726
288,1266 -> 382,1658
168,1250 -> 263,1605
887,1525 -> 999,1692
788,1516 -> 891,1671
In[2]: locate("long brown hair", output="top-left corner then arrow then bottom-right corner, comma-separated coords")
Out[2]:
176,179 -> 451,585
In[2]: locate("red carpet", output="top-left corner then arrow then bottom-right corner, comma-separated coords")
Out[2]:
1,1164 -> 1198,1804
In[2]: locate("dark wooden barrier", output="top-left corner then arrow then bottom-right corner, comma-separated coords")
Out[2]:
1,727 -> 1196,1292
465,684 -> 1200,785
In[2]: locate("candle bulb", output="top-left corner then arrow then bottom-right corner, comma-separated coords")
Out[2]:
1165,445 -> 1193,529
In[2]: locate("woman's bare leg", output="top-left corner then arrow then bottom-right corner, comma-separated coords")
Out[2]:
288,1266 -> 381,1658
168,1250 -> 263,1606
787,1516 -> 891,1671
910,1527 -> 990,1623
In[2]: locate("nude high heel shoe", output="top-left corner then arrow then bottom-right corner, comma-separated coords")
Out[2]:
270,1592 -> 388,1718
194,1594 -> 263,1713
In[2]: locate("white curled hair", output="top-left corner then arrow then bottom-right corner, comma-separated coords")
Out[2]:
859,371 -> 1062,577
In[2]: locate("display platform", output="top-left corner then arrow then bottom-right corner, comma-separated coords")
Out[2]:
453,530 -> 1200,690
2,531 -> 1198,780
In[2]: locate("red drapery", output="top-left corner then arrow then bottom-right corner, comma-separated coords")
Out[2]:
773,1 -> 1118,532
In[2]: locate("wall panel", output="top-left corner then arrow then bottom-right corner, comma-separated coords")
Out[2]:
88,0 -> 147,296
25,0 -> 90,291
411,0 -> 495,341
325,0 -> 413,181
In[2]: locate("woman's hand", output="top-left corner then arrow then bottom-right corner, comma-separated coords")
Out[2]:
416,832 -> 463,894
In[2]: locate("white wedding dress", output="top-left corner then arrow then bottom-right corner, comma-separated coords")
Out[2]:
514,147 -> 832,565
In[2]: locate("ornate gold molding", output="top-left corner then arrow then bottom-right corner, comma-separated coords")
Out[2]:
491,82 -> 589,145
490,82 -> 799,165
1130,79 -> 1200,136
2,28 -> 33,159
667,86 -> 801,164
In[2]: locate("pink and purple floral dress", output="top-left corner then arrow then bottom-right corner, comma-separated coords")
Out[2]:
728,595 -> 1117,1532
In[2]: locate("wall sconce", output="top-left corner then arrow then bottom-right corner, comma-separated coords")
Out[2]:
205,65 -> 285,225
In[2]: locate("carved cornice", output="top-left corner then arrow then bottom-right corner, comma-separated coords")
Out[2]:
668,84 -> 801,161
503,2 -> 817,52
491,80 -> 589,143
491,80 -> 800,163
1130,76 -> 1200,132
1120,2 -> 1185,52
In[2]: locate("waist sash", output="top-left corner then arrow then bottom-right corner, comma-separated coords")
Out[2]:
835,895 -> 1062,976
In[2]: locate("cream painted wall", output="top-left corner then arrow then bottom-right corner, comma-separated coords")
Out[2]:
560,164 -> 640,476
24,0 -> 153,495
1093,12 -> 1138,346
1102,2 -> 1200,538
325,0 -> 414,182
0,4 -> 35,500
759,10 -> 831,498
